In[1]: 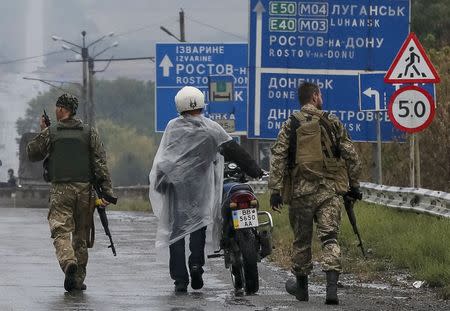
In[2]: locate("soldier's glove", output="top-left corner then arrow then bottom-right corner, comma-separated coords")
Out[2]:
346,186 -> 362,201
270,193 -> 283,213
254,168 -> 265,179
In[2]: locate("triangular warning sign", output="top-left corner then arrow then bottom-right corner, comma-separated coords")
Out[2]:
384,32 -> 440,84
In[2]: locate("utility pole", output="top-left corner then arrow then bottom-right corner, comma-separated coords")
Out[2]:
52,30 -> 116,126
160,9 -> 186,42
88,58 -> 95,126
179,9 -> 185,42
81,31 -> 88,123
67,56 -> 155,127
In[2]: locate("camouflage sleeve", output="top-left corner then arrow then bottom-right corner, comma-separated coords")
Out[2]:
268,118 -> 292,193
90,128 -> 113,196
335,120 -> 361,187
26,128 -> 50,162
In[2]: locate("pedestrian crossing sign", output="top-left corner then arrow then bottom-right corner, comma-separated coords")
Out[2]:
384,32 -> 440,84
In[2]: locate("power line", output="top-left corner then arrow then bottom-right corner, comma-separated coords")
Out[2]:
0,50 -> 67,65
115,17 -> 177,38
186,16 -> 246,40
0,17 -> 169,66
22,77 -> 81,97
67,57 -> 155,62
0,15 -> 242,67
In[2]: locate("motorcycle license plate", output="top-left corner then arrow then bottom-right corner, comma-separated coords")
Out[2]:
232,208 -> 259,229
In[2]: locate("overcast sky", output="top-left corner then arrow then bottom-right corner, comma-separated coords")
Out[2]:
0,0 -> 251,177
0,0 -> 250,81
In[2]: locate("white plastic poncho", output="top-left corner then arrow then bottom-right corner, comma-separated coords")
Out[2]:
149,114 -> 232,248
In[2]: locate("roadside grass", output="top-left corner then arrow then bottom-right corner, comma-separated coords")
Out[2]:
107,198 -> 152,212
257,192 -> 450,299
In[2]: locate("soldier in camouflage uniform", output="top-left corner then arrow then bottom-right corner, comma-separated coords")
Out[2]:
269,82 -> 361,305
27,94 -> 113,292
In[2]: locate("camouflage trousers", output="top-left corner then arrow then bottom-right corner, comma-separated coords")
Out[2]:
288,186 -> 343,276
48,182 -> 95,287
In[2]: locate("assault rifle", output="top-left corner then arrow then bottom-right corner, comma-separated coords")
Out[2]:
42,110 -> 51,182
343,192 -> 366,259
43,109 -> 51,127
94,184 -> 118,256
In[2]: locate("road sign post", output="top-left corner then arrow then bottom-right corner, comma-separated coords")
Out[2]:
358,72 -> 436,183
384,32 -> 440,188
388,85 -> 435,188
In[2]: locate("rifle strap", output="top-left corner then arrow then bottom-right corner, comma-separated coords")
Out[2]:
287,114 -> 300,168
87,126 -> 96,248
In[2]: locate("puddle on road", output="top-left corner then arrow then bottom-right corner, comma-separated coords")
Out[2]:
107,211 -> 155,222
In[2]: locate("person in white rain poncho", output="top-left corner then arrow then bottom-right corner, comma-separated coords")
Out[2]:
149,86 -> 263,293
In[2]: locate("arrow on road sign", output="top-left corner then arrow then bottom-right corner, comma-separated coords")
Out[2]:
159,54 -> 173,77
384,33 -> 440,84
253,0 -> 265,136
363,88 -> 381,111
253,1 -> 265,69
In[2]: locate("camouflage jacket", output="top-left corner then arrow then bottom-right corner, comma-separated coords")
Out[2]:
26,118 -> 113,196
268,104 -> 361,198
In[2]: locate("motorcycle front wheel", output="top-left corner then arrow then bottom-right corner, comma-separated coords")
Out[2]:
235,228 -> 259,294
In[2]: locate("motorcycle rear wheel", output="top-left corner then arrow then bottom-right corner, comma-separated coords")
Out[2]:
230,263 -> 244,290
235,229 -> 259,294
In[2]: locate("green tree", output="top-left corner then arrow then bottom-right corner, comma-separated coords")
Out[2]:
16,78 -> 157,139
93,78 -> 155,136
412,0 -> 450,48
96,119 -> 157,186
16,78 -> 160,186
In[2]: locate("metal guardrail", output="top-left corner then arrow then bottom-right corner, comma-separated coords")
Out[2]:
360,182 -> 450,218
248,180 -> 450,219
3,180 -> 450,218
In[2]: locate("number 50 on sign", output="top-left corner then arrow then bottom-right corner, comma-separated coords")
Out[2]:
388,86 -> 435,133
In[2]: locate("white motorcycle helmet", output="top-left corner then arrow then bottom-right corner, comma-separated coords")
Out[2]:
175,86 -> 205,113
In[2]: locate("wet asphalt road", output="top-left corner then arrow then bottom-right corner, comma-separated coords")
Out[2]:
0,206 -> 449,311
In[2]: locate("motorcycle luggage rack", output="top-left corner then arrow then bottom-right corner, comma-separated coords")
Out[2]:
257,211 -> 273,230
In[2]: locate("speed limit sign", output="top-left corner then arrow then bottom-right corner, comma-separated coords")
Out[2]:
388,86 -> 435,133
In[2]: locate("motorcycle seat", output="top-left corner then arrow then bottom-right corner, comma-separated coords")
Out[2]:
224,183 -> 253,197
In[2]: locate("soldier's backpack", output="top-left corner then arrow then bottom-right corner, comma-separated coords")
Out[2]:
288,110 -> 349,194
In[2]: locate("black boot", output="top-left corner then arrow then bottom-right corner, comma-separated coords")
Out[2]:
174,280 -> 188,293
325,271 -> 339,305
285,275 -> 308,301
189,265 -> 204,290
63,262 -> 78,292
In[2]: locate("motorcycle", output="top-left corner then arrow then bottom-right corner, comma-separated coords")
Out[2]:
208,162 -> 273,294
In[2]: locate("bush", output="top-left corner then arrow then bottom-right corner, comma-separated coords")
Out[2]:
96,119 -> 158,186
